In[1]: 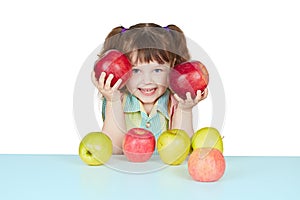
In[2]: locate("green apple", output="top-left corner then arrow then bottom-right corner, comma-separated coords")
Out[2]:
191,127 -> 223,153
157,129 -> 191,165
79,132 -> 113,166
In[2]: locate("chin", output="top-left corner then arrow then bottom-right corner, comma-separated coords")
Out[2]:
135,88 -> 167,104
136,94 -> 159,104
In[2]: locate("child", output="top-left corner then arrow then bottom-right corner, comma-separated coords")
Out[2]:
92,23 -> 208,154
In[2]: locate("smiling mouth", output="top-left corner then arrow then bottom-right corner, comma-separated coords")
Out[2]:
138,88 -> 157,96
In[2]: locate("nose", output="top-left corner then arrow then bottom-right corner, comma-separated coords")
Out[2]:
142,73 -> 153,84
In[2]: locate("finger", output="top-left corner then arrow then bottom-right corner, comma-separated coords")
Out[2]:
194,90 -> 203,102
112,79 -> 123,90
98,72 -> 106,88
186,92 -> 193,102
201,88 -> 208,100
174,93 -> 184,104
104,74 -> 114,89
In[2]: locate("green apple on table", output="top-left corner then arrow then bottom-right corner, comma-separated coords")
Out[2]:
157,129 -> 191,165
191,127 -> 223,153
79,132 -> 113,166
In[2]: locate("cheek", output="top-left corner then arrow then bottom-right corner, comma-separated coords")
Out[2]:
166,75 -> 170,86
125,78 -> 139,92
153,73 -> 169,87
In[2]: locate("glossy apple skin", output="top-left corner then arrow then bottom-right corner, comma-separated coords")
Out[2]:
79,132 -> 113,166
94,49 -> 132,88
188,148 -> 225,182
122,128 -> 156,162
191,127 -> 223,153
169,61 -> 209,99
157,129 -> 191,165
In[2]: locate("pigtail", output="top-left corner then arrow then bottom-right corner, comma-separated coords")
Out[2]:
165,24 -> 190,66
100,26 -> 125,55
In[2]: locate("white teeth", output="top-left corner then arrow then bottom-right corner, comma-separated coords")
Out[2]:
144,89 -> 154,92
140,88 -> 155,93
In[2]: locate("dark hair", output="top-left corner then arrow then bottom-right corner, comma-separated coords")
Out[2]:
99,23 -> 190,67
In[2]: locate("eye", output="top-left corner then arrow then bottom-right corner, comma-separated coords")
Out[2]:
132,68 -> 141,74
154,68 -> 163,73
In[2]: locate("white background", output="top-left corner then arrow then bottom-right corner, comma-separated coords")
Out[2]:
0,0 -> 299,156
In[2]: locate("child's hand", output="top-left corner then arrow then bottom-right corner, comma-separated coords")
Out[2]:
174,89 -> 208,111
91,71 -> 123,102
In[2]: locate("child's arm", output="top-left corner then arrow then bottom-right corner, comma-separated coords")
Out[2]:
171,89 -> 208,137
92,72 -> 126,154
102,99 -> 126,154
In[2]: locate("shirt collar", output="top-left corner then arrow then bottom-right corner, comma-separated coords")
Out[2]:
123,90 -> 170,119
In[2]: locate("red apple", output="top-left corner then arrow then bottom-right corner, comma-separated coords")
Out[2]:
94,49 -> 132,88
188,148 -> 225,182
122,128 -> 156,162
169,61 -> 209,99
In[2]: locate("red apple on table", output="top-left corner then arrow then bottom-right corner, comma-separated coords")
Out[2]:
122,128 -> 156,162
169,61 -> 209,99
188,148 -> 225,182
94,49 -> 132,88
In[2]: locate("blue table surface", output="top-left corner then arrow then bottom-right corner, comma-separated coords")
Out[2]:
0,155 -> 299,200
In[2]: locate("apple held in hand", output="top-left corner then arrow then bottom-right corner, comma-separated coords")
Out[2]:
122,128 -> 156,162
79,132 -> 113,166
188,148 -> 225,182
169,61 -> 209,99
191,127 -> 223,153
157,129 -> 191,165
94,49 -> 132,88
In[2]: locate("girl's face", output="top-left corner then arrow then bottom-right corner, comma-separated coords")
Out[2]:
125,61 -> 170,104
